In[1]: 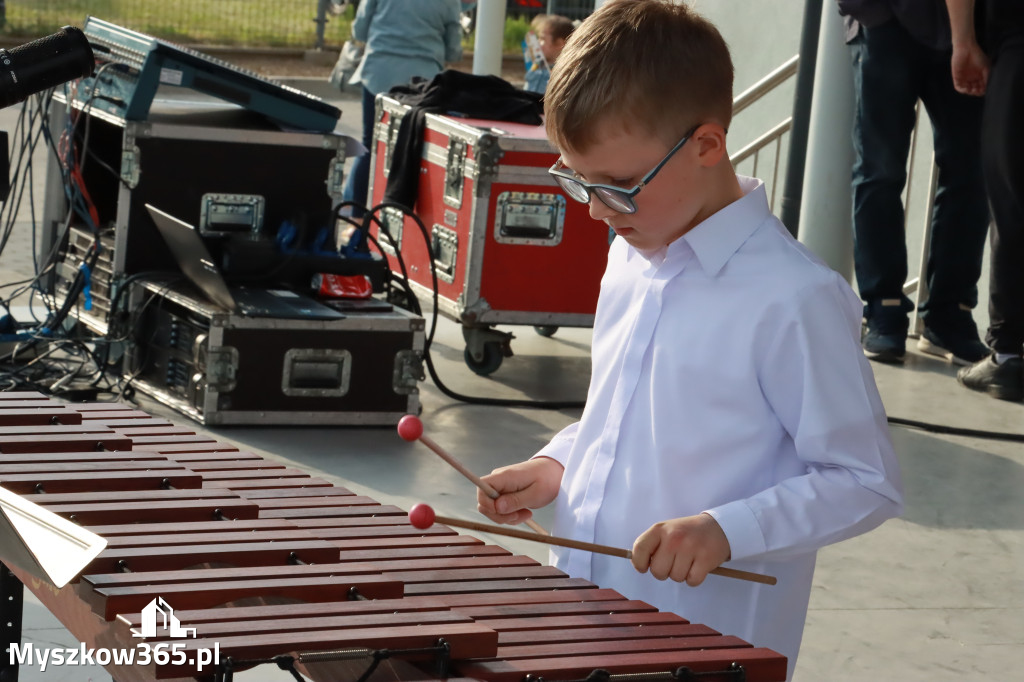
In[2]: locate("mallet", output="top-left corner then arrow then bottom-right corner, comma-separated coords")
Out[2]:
397,415 -> 549,535
408,503 -> 777,586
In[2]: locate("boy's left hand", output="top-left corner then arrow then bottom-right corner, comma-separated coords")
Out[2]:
631,513 -> 732,586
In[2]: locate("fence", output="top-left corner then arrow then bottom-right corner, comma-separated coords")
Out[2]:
0,0 -> 353,49
0,1 -> 595,49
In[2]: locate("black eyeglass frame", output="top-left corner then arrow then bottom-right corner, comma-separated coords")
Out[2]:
547,125 -> 702,215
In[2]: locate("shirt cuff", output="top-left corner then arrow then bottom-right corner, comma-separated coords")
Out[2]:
704,499 -> 767,562
531,439 -> 571,467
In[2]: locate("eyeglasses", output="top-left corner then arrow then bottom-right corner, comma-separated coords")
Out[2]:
548,125 -> 700,214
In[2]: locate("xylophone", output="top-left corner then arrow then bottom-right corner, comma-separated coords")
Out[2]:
0,392 -> 788,682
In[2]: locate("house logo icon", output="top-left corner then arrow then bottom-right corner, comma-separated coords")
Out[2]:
131,597 -> 197,638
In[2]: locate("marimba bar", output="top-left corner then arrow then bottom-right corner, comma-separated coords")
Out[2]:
0,392 -> 788,682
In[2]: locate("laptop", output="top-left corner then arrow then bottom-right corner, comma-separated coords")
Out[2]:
146,204 -> 345,320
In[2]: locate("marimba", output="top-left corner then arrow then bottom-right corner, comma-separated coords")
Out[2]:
0,392 -> 788,682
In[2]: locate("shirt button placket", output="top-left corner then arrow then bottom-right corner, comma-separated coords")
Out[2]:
570,266 -> 667,577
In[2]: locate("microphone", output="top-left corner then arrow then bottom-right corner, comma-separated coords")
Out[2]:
0,26 -> 95,109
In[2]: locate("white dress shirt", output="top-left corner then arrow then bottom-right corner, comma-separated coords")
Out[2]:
534,176 -> 904,681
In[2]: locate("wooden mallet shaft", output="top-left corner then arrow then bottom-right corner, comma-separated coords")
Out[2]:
398,415 -> 549,535
418,432 -> 549,535
411,506 -> 776,586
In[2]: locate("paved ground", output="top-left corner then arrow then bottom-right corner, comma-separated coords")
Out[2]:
1,67 -> 1022,682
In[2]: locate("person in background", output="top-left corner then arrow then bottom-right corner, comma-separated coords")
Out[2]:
341,0 -> 463,218
945,0 -> 1024,401
523,15 -> 575,93
522,14 -> 548,83
477,2 -> 904,679
837,0 -> 990,366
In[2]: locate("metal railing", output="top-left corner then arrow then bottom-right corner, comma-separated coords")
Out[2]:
902,104 -> 940,336
728,52 -> 940,330
729,55 -> 799,213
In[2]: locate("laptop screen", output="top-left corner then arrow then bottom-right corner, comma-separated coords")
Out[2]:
146,204 -> 240,311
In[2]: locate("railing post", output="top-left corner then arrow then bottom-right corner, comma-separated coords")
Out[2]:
779,0 -> 823,236
796,0 -> 855,281
473,0 -> 508,76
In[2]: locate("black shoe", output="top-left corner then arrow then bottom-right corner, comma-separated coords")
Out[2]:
918,308 -> 989,366
862,299 -> 909,364
918,327 -> 989,366
957,355 -> 1024,401
862,328 -> 906,363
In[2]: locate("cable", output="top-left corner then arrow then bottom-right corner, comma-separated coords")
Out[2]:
885,415 -> 1024,443
357,200 -> 581,410
0,83 -> 134,400
115,276 -> 191,404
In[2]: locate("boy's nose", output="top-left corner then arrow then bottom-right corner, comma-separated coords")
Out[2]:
588,195 -> 619,221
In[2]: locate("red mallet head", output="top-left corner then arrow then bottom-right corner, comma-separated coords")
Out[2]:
408,503 -> 436,529
397,414 -> 424,442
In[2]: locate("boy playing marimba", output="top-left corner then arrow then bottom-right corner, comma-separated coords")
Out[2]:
477,2 -> 905,679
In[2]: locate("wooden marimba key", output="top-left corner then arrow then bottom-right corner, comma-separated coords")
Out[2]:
0,393 -> 788,682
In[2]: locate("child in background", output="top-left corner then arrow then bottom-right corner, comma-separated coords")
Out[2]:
523,14 -> 575,93
522,13 -> 548,75
479,2 -> 904,679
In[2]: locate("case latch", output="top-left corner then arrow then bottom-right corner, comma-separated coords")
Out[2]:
393,350 -> 424,394
378,207 -> 405,255
121,129 -> 141,188
205,346 -> 239,392
430,224 -> 459,283
443,138 -> 467,208
326,148 -> 346,199
382,108 -> 404,177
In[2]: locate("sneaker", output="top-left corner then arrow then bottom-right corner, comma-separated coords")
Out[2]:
862,299 -> 909,364
957,355 -> 1024,401
917,309 -> 989,366
862,328 -> 906,363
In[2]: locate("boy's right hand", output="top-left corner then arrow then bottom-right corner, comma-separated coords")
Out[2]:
477,457 -> 564,525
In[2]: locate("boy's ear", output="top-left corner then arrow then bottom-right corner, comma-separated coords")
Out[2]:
694,124 -> 729,168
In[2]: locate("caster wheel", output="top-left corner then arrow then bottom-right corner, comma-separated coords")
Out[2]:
464,343 -> 504,376
533,325 -> 559,338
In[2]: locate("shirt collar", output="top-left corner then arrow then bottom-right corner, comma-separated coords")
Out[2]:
671,175 -> 772,277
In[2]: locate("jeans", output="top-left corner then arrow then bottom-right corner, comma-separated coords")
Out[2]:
850,19 -> 990,326
981,37 -> 1024,353
341,86 -> 378,218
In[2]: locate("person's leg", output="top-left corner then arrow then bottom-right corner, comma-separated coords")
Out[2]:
915,42 -> 990,364
958,39 -> 1024,401
341,86 -> 377,218
849,20 -> 922,361
982,42 -> 1024,355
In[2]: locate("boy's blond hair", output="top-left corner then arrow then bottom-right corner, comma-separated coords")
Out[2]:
545,0 -> 734,152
